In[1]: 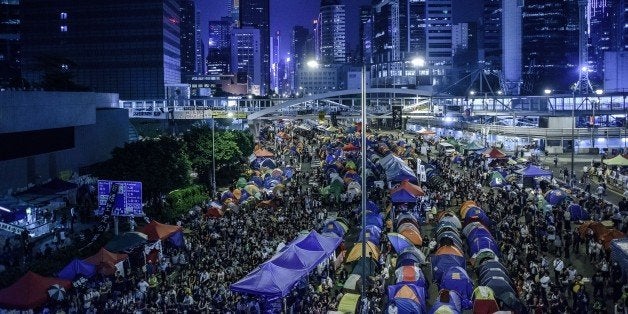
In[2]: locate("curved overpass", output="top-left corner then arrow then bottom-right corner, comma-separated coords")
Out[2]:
247,87 -> 434,120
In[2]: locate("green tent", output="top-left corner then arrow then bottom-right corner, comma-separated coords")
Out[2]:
236,177 -> 247,188
603,155 -> 628,166
465,141 -> 485,151
329,180 -> 344,196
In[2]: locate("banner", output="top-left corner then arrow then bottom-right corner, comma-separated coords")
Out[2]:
392,105 -> 403,130
97,180 -> 143,216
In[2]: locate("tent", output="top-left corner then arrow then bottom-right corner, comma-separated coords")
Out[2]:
343,274 -> 364,292
468,237 -> 500,257
230,263 -> 307,298
545,189 -> 567,206
437,231 -> 463,251
472,286 -> 500,314
364,212 -> 384,229
391,298 -> 425,314
253,148 -> 274,158
351,257 -> 378,277
465,141 -> 485,151
390,180 -> 425,197
429,290 -> 462,314
567,204 -> 590,221
269,244 -> 326,271
463,207 -> 491,227
346,241 -> 380,262
431,255 -> 465,284
439,215 -> 462,230
400,227 -> 423,246
0,272 -> 72,309
388,233 -> 414,253
516,165 -> 553,178
343,143 -> 360,151
388,284 -> 426,309
105,232 -> 148,253
603,154 -> 628,166
481,148 -> 507,159
489,171 -> 505,188
440,267 -> 473,309
459,201 -> 477,218
140,220 -> 183,242
358,225 -> 382,246
58,258 -> 97,281
338,293 -> 360,313
323,220 -> 348,238
395,266 -> 426,286
83,247 -> 128,276
397,247 -> 427,266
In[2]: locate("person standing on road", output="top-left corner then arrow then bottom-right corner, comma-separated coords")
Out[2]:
554,155 -> 559,167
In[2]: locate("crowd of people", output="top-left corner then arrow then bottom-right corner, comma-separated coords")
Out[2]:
0,123 -> 627,314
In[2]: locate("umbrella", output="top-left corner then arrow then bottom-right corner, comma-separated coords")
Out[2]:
388,233 -> 413,253
47,284 -> 66,301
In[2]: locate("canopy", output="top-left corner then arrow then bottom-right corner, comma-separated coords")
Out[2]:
57,258 -> 97,281
269,243 -> 326,271
104,231 -> 148,253
140,220 -> 183,242
465,141 -> 485,151
289,231 -> 342,256
0,272 -> 72,310
230,263 -> 307,298
253,148 -> 274,157
338,293 -> 360,313
603,154 -> 628,166
516,165 -> 553,177
481,148 -> 507,159
388,233 -> 413,253
441,267 -> 473,310
83,247 -> 128,276
347,241 -> 380,262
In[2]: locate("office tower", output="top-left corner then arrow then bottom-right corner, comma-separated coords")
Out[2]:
588,0 -> 620,78
195,10 -> 205,75
231,27 -> 262,95
452,23 -> 469,55
372,0 -> 407,64
240,0 -> 270,95
319,0 -> 346,64
425,0 -> 453,65
522,0 -> 579,93
207,17 -> 232,75
228,0 -> 240,27
480,0 -> 501,69
503,0 -> 523,95
180,0 -> 199,81
358,5 -> 371,63
292,26 -> 311,91
619,0 -> 627,50
408,0 -> 426,56
21,0 -> 181,99
270,31 -> 280,93
0,0 -> 20,87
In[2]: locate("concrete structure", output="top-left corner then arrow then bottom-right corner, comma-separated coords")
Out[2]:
239,0 -> 270,95
452,23 -> 469,54
502,0 -> 523,95
604,51 -> 628,91
0,92 -> 129,192
425,0 -> 453,65
297,64 -> 343,94
230,28 -> 262,95
318,0 -> 346,64
20,0 -> 181,99
480,0 -> 502,70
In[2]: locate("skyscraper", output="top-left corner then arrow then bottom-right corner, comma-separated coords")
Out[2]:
408,0 -> 427,56
195,10 -> 205,75
180,0 -> 199,81
231,27 -> 262,95
239,0 -> 270,95
480,0 -> 501,69
207,17 -> 232,75
425,0 -> 453,65
588,0 -> 621,78
318,0 -> 346,64
20,0 -> 181,99
0,0 -> 20,87
270,31 -> 280,93
358,6 -> 372,63
292,26 -> 312,92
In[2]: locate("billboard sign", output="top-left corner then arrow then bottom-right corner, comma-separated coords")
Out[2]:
97,180 -> 143,216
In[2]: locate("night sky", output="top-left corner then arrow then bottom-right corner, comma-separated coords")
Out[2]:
198,0 -> 482,59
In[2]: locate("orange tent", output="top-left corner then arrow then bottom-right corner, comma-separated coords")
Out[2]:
390,180 -> 425,197
343,143 -> 360,151
481,147 -> 507,159
346,241 -> 380,262
400,228 -> 423,246
0,272 -> 72,309
140,220 -> 183,242
253,148 -> 274,157
435,245 -> 463,257
394,285 -> 420,303
84,247 -> 128,276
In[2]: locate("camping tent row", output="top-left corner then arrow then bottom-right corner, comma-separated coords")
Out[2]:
230,231 -> 341,299
578,221 -> 626,250
390,180 -> 425,204
377,153 -> 418,184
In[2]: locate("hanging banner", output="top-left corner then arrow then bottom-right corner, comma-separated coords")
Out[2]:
97,180 -> 143,216
392,105 -> 403,130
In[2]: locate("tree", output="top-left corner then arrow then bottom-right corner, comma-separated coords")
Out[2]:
95,136 -> 191,204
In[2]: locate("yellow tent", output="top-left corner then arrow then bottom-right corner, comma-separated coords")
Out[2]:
338,293 -> 360,313
472,286 -> 496,300
603,155 -> 628,166
346,241 -> 380,262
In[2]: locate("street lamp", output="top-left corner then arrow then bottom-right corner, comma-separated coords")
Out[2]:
411,57 -> 425,68
544,89 -> 552,95
359,61 -> 368,312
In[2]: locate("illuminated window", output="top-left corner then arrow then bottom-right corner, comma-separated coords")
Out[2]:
60,12 -> 68,19
60,25 -> 67,32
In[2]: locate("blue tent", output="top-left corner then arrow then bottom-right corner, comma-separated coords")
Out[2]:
387,233 -> 413,254
359,225 -> 382,245
322,220 -> 346,238
478,260 -> 508,277
545,189 -> 567,205
429,290 -> 462,314
270,244 -> 327,271
516,165 -> 553,178
169,231 -> 184,247
230,263 -> 307,298
468,237 -> 500,257
364,213 -> 384,229
367,200 -> 380,213
568,204 -> 590,221
431,255 -> 466,284
440,267 -> 474,309
391,297 -> 425,314
466,226 -> 494,243
464,207 -> 492,227
385,161 -> 418,183
292,231 -> 342,255
58,258 -> 96,280
391,188 -> 419,203
388,284 -> 426,312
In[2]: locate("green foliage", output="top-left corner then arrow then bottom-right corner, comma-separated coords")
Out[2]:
95,136 -> 191,201
165,185 -> 208,220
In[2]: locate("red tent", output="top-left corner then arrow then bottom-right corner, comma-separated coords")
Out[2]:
0,271 -> 71,309
83,247 -> 128,276
342,143 -> 360,151
481,147 -> 507,159
253,148 -> 274,157
139,220 -> 183,242
390,180 -> 425,196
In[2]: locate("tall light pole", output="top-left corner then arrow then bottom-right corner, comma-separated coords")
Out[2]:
211,110 -> 216,198
572,90 -> 576,182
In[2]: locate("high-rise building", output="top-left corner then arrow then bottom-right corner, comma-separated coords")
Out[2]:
452,23 -> 469,54
207,17 -> 232,76
291,26 -> 312,92
195,10 -> 205,75
231,27 -> 262,95
619,0 -> 628,50
480,0 -> 501,69
20,0 -> 181,99
425,0 -> 453,65
180,0 -> 199,81
318,0 -> 346,64
0,0 -> 20,87
408,0 -> 427,56
240,0 -> 270,95
522,0 -> 579,93
228,0 -> 240,27
588,0 -> 620,79
358,6 -> 372,63
270,31 -> 280,94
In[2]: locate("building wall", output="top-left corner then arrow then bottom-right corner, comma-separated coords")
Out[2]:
297,65 -> 341,94
604,51 -> 628,91
425,0 -> 453,65
20,0 -> 181,100
231,28 -> 261,94
319,2 -> 346,64
0,92 -> 128,192
239,0 -> 270,94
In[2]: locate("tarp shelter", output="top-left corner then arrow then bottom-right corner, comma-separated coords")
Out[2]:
288,231 -> 342,257
338,293 -> 360,313
83,247 -> 128,276
253,148 -> 274,158
269,244 -> 324,271
0,272 -> 71,309
230,262 -> 307,298
481,148 -> 507,159
139,220 -> 183,242
58,258 -> 97,280
603,154 -> 628,166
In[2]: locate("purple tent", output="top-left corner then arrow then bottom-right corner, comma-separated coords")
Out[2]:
292,231 -> 342,256
568,204 -> 590,221
391,188 -> 419,203
545,189 -> 567,205
468,237 -> 500,256
57,258 -> 97,280
230,263 -> 307,298
440,266 -> 473,309
269,244 -> 325,271
516,165 -> 553,177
